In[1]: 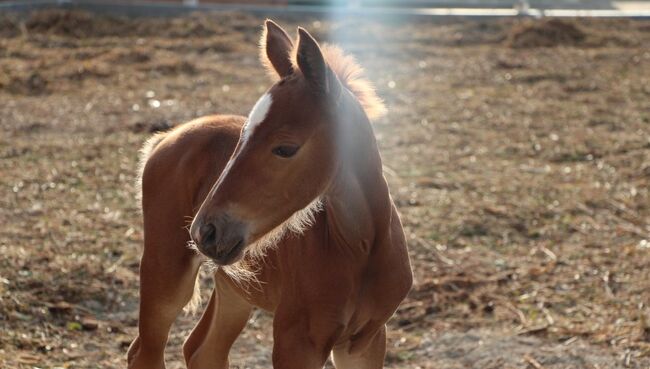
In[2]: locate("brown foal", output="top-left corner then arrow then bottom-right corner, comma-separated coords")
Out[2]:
127,20 -> 412,369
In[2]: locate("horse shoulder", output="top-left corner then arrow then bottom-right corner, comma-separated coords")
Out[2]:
363,205 -> 413,318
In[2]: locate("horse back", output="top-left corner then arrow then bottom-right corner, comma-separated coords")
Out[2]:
139,115 -> 245,217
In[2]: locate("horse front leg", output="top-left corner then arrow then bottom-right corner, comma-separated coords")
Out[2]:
272,307 -> 342,369
332,326 -> 386,369
127,228 -> 201,369
184,272 -> 252,369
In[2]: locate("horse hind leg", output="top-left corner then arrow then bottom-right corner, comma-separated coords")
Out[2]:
182,288 -> 216,363
332,326 -> 387,369
127,216 -> 202,369
184,272 -> 252,369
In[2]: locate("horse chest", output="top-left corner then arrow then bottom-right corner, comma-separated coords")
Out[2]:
232,238 -> 405,335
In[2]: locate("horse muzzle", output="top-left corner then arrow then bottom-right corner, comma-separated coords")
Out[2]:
190,214 -> 248,265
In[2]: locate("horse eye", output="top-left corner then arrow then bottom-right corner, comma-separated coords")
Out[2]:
272,145 -> 299,158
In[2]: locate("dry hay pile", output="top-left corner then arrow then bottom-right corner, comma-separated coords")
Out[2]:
0,8 -> 256,38
23,9 -> 129,38
505,18 -> 643,48
506,18 -> 587,48
0,72 -> 48,95
0,10 -> 255,98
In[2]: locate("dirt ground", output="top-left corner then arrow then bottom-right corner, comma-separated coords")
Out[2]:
0,9 -> 649,369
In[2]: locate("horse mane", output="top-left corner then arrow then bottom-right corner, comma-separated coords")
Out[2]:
315,44 -> 387,121
260,34 -> 386,121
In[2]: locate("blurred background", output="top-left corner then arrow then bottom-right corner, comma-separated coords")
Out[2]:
0,0 -> 649,368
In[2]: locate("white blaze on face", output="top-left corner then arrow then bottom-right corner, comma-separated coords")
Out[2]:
242,93 -> 272,142
219,93 -> 273,180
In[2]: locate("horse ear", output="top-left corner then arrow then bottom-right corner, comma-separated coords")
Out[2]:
296,27 -> 340,96
260,20 -> 294,78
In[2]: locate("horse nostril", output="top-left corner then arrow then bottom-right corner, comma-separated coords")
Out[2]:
199,223 -> 217,245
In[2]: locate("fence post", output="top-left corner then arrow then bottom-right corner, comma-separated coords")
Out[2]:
515,0 -> 530,14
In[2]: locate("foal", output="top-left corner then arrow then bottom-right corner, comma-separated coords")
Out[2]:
127,20 -> 412,369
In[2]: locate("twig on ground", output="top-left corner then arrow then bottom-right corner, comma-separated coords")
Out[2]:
523,354 -> 547,369
623,350 -> 632,368
518,325 -> 549,336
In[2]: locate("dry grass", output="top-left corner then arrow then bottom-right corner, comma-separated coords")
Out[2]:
0,10 -> 649,369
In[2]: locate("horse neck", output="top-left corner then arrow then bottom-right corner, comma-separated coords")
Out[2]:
321,96 -> 392,256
